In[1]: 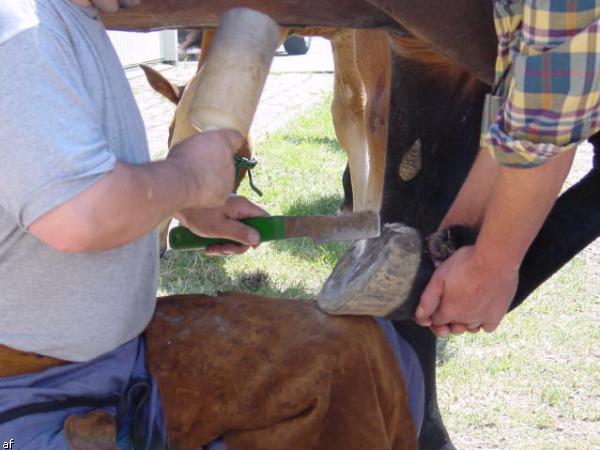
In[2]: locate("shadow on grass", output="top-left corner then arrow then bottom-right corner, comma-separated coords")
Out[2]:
284,193 -> 342,216
264,194 -> 350,265
280,134 -> 342,154
159,249 -> 315,300
436,337 -> 458,366
159,251 -> 229,297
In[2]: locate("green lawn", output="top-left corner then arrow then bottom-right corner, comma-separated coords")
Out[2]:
158,93 -> 600,449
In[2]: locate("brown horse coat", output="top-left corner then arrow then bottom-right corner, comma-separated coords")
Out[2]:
147,292 -> 417,450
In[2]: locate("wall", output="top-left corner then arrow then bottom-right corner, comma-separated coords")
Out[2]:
107,30 -> 178,68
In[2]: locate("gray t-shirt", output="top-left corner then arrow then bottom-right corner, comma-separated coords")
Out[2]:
0,0 -> 158,361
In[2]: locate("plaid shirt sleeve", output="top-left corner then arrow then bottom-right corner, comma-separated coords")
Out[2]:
484,1 -> 600,167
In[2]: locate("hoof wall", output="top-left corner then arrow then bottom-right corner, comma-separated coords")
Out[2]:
318,223 -> 433,320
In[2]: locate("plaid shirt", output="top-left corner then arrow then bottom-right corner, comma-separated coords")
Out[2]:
483,0 -> 600,167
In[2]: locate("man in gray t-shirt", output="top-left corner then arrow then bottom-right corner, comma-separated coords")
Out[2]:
0,0 -> 266,447
0,0 -> 263,362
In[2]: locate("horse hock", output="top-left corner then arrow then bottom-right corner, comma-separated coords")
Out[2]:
318,224 -> 476,320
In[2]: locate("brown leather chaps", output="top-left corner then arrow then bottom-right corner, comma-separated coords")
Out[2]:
148,293 -> 417,450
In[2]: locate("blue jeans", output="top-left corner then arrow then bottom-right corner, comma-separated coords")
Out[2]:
0,337 -> 166,449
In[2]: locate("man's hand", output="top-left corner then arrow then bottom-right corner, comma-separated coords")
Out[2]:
415,245 -> 518,337
168,130 -> 241,210
176,195 -> 268,256
415,149 -> 574,337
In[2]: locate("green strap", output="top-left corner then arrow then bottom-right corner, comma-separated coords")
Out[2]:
234,154 -> 263,196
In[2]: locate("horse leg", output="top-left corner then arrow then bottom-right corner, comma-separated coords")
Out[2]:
355,29 -> 391,212
330,30 -> 370,212
513,136 -> 600,308
381,34 -> 488,450
197,29 -> 216,70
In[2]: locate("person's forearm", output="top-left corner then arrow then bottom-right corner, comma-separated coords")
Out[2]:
29,160 -> 190,252
440,146 -> 500,230
474,151 -> 575,271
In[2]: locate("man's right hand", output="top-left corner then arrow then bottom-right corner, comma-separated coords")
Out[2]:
167,130 -> 242,210
176,194 -> 268,256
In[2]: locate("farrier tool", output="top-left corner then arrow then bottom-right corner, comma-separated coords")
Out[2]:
169,211 -> 381,250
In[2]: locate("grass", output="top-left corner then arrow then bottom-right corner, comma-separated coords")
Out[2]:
437,254 -> 600,449
157,90 -> 600,449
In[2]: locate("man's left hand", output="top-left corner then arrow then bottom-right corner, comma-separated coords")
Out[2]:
176,195 -> 268,257
414,245 -> 518,337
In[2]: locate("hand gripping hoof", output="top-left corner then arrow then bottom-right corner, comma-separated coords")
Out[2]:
318,224 -> 476,320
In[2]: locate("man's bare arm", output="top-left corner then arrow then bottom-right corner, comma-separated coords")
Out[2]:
475,150 -> 575,272
29,131 -> 242,253
417,150 -> 575,335
440,147 -> 500,230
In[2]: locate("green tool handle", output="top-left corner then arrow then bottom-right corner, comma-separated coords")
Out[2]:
169,216 -> 285,250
